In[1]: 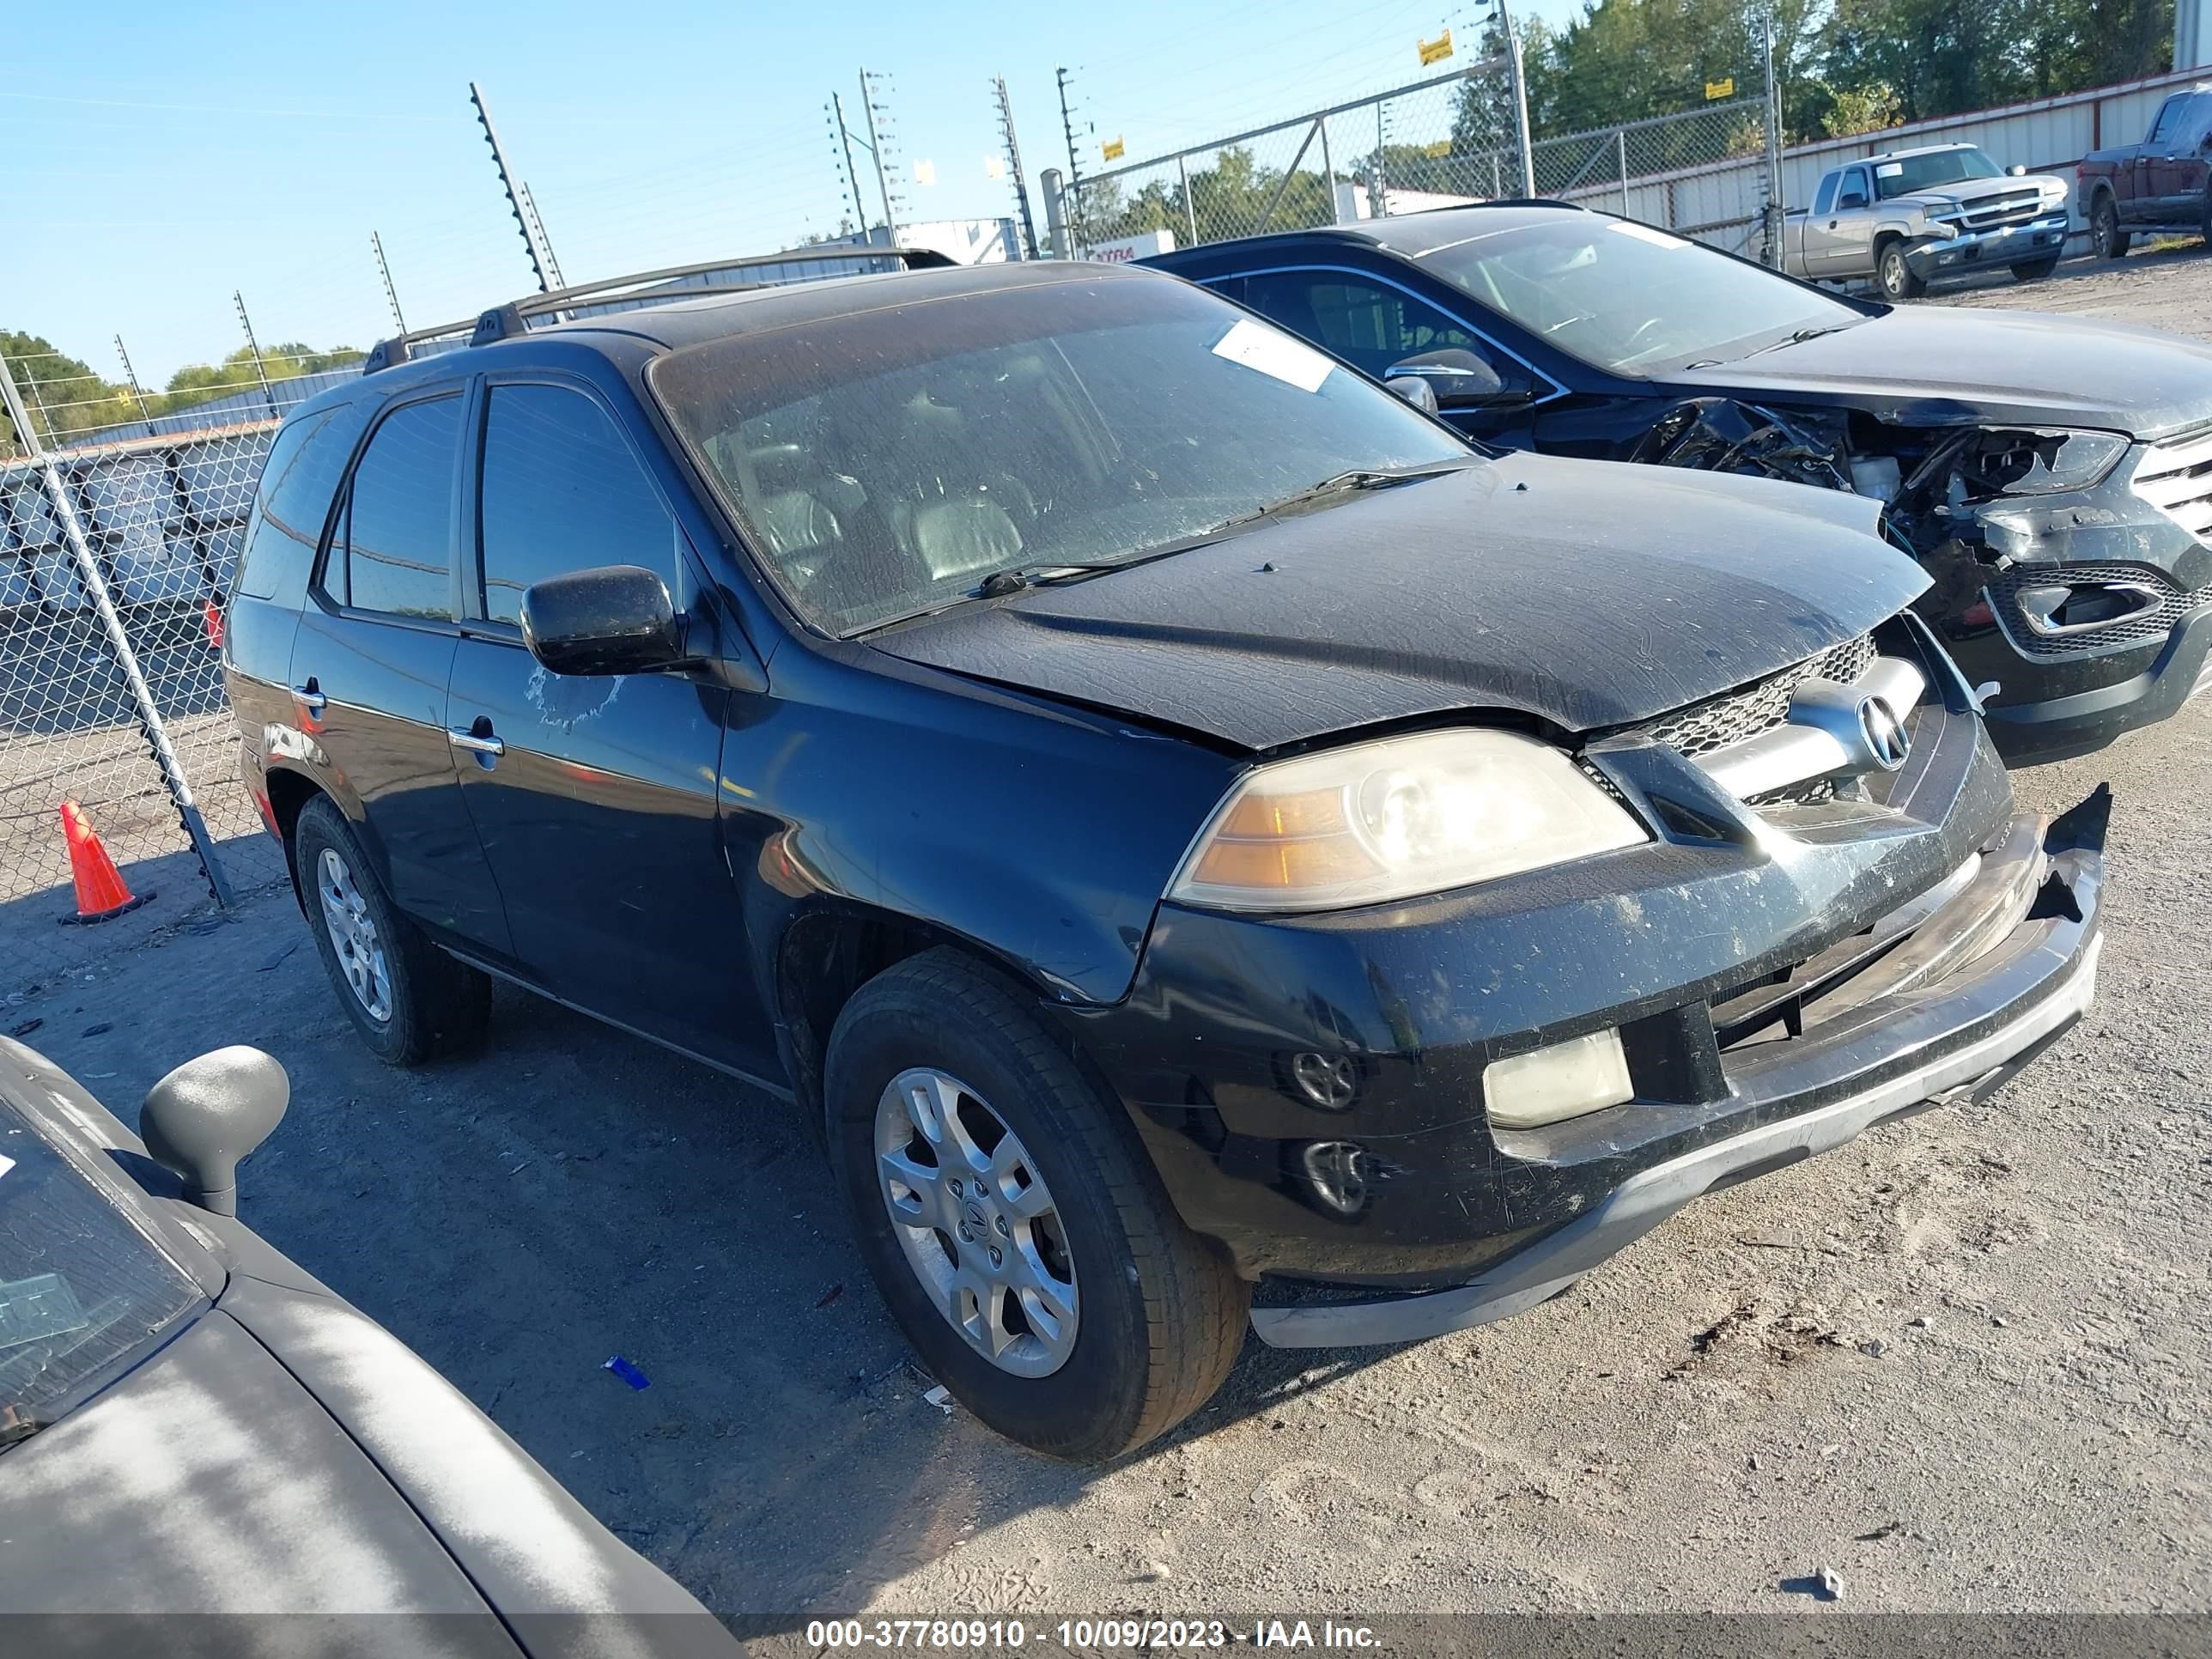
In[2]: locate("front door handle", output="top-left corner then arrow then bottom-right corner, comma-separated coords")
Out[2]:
292,681 -> 325,711
448,723 -> 506,757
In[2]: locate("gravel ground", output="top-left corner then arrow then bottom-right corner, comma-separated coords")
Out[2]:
3,246 -> 2209,1628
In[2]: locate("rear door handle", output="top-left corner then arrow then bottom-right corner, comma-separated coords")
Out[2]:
448,725 -> 506,757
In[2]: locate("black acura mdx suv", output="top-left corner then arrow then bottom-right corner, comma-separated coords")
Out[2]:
224,259 -> 2105,1459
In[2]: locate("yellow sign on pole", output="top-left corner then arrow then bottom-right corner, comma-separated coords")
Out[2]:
1418,27 -> 1454,66
1102,136 -> 1126,161
1705,76 -> 1736,100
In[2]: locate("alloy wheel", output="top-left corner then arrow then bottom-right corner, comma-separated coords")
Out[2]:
317,847 -> 393,1023
874,1066 -> 1079,1377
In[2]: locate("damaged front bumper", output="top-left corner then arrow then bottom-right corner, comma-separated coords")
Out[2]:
1060,665 -> 2108,1348
1904,211 -> 2071,279
1249,799 -> 2103,1346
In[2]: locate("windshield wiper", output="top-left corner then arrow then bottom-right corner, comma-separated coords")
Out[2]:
1738,323 -> 1859,361
1223,461 -> 1476,527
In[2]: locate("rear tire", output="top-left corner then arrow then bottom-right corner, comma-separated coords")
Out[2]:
2091,194 -> 2129,259
2010,255 -> 2061,283
825,949 -> 1249,1462
293,798 -> 490,1066
1876,240 -> 1925,301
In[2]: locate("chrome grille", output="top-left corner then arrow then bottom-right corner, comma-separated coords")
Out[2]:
1948,191 -> 2048,233
1632,634 -> 1877,759
2133,428 -> 2212,545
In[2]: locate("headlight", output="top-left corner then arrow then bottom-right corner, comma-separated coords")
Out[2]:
1168,729 -> 1649,913
1977,428 -> 2130,496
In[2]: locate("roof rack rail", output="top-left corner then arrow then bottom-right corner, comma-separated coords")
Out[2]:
363,244 -> 958,374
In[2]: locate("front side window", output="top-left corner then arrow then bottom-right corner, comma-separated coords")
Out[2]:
1840,167 -> 1872,204
651,276 -> 1472,636
477,384 -> 678,627
2147,95 -> 2185,144
1238,270 -> 1534,395
1872,149 -> 2002,199
1419,217 -> 1864,376
338,395 -> 460,620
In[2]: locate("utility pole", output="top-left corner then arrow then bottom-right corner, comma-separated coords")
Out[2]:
1494,0 -> 1537,197
1761,9 -> 1786,265
829,94 -> 867,232
112,335 -> 156,435
233,291 -> 278,417
1055,67 -> 1085,252
993,76 -> 1040,258
371,232 -> 409,335
859,68 -> 900,243
470,80 -> 556,293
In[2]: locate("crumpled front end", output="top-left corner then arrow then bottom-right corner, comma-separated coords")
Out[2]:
1060,612 -> 2108,1345
1626,401 -> 2212,763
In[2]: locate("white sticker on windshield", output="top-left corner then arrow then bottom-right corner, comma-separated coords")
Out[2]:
1876,161 -> 1904,177
1211,318 -> 1334,393
1609,221 -> 1687,250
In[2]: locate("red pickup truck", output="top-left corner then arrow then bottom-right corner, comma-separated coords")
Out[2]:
2078,83 -> 2212,256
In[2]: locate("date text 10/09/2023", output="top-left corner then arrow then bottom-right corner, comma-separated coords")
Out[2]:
803,1620 -> 1382,1650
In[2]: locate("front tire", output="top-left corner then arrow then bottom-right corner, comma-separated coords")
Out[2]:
825,950 -> 1249,1462
293,798 -> 490,1066
2010,255 -> 2061,283
1877,240 -> 1925,301
2092,194 -> 2129,259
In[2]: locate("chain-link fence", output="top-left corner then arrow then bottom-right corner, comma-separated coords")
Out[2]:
1063,63 -> 1781,264
2,349 -> 320,922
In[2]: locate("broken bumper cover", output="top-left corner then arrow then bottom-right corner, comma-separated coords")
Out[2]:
1973,591 -> 2212,765
1243,798 -> 2105,1347
1905,212 -> 2071,278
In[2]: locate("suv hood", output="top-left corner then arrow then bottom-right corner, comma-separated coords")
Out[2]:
1666,306 -> 2212,441
871,452 -> 1924,753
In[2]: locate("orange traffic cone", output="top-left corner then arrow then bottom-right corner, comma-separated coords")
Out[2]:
58,800 -> 153,926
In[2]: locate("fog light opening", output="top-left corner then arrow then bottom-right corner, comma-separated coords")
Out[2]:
1485,1029 -> 1635,1130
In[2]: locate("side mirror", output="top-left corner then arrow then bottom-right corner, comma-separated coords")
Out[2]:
2008,163 -> 2028,176
142,1047 -> 289,1218
1385,348 -> 1506,409
1838,190 -> 1869,210
1385,374 -> 1439,415
520,564 -> 684,678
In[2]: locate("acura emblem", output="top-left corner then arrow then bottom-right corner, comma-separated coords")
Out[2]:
1858,695 -> 1910,770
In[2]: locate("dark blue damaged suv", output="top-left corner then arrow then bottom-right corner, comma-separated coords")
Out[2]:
222,257 -> 2106,1460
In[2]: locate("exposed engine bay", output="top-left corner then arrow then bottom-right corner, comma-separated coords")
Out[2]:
1625,398 -> 2133,569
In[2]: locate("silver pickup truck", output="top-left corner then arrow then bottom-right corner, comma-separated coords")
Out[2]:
1782,143 -> 2072,301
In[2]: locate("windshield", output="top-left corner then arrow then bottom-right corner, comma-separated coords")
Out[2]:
1873,149 -> 2002,199
651,275 -> 1472,635
1,1092 -> 205,1447
1416,218 -> 1863,376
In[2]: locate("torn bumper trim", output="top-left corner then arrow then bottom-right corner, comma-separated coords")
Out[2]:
1247,801 -> 2106,1349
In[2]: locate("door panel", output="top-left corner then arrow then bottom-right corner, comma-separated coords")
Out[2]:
447,380 -> 758,1069
289,392 -> 509,954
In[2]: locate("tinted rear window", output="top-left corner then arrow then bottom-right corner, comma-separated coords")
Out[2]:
339,396 -> 461,620
234,403 -> 362,605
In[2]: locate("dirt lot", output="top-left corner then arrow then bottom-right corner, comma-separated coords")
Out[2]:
4,244 -> 2209,1628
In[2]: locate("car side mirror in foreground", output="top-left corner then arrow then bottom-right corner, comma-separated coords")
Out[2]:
1385,375 -> 1440,414
520,564 -> 684,678
1386,348 -> 1506,409
142,1046 -> 289,1218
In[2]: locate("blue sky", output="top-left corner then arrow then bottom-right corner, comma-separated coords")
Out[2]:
3,0 -> 1587,383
